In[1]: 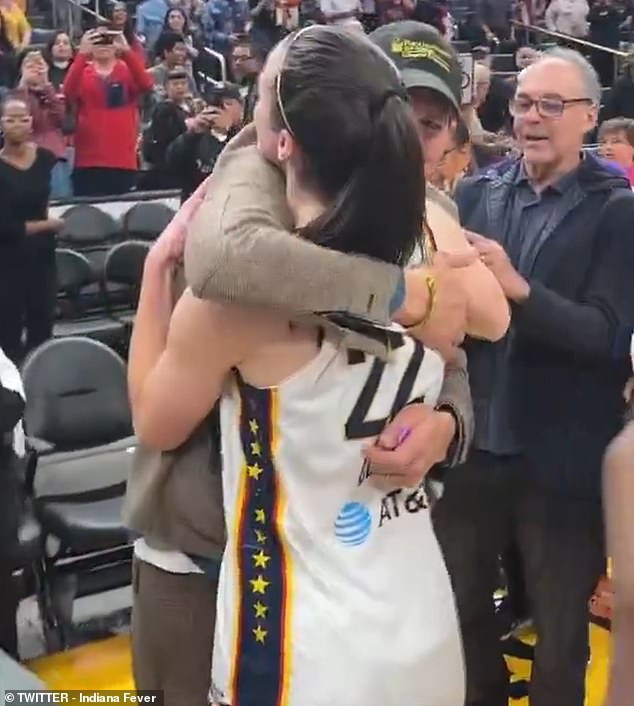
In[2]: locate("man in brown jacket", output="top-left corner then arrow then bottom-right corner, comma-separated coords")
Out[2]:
126,22 -> 485,706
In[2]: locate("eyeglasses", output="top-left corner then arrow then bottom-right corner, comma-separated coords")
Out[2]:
509,96 -> 594,118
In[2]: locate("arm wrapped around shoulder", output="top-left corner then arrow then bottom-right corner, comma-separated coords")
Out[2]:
184,128 -> 401,322
184,143 -> 294,304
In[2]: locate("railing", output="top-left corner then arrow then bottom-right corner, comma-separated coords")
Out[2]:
511,20 -> 631,83
202,46 -> 227,84
51,0 -> 108,39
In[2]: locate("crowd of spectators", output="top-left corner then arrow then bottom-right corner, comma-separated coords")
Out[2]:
0,0 -> 633,358
0,0 -> 631,204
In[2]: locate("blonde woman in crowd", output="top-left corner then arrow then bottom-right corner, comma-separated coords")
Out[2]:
0,0 -> 30,51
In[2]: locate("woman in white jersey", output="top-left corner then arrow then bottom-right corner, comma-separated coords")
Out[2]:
130,25 -> 464,706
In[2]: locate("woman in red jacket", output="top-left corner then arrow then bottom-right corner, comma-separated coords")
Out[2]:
63,26 -> 153,197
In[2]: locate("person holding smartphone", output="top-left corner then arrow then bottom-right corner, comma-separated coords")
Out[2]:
165,81 -> 242,200
63,25 -> 153,197
15,51 -> 70,199
140,67 -> 195,190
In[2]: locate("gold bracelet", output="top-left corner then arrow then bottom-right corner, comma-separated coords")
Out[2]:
406,275 -> 437,330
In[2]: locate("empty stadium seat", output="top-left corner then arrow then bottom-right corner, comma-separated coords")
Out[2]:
103,241 -> 150,325
54,249 -> 126,347
59,205 -> 121,248
22,337 -> 136,649
122,202 -> 175,241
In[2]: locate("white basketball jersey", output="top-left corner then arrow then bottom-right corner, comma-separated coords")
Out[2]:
212,335 -> 465,706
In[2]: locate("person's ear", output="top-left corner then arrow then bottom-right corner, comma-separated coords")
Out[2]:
587,104 -> 599,133
277,128 -> 294,163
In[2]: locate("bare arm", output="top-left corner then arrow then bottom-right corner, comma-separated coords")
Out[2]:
129,184 -> 255,450
603,424 -> 634,706
129,279 -> 244,451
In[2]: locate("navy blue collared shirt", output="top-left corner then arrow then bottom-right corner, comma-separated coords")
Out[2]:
475,160 -> 582,455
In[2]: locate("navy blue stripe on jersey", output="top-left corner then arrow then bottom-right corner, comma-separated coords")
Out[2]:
231,379 -> 291,706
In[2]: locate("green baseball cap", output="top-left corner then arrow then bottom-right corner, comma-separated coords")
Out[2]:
370,21 -> 462,110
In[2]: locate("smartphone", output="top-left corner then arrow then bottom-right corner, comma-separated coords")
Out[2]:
93,30 -> 121,45
93,34 -> 114,45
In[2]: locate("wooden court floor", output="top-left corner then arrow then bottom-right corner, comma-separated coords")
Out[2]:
27,624 -> 611,704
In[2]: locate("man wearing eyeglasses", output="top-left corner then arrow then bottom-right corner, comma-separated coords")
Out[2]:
434,46 -> 634,706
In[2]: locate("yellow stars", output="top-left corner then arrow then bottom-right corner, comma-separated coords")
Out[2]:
253,601 -> 268,619
250,574 -> 270,595
253,624 -> 268,643
249,419 -> 259,435
254,508 -> 266,524
250,441 -> 262,457
252,549 -> 271,569
254,529 -> 267,544
247,463 -> 263,480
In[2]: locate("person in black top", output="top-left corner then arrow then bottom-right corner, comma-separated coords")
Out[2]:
248,0 -> 278,56
165,81 -> 242,201
230,35 -> 264,123
0,96 -> 62,363
589,0 -> 624,86
139,67 -> 193,190
459,10 -> 488,47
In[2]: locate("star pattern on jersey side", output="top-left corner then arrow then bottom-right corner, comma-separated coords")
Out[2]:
253,624 -> 267,643
254,601 -> 268,619
247,463 -> 263,480
242,402 -> 277,653
252,549 -> 271,569
250,574 -> 270,595
254,508 -> 266,524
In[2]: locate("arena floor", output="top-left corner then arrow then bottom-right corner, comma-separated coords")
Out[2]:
25,622 -> 611,704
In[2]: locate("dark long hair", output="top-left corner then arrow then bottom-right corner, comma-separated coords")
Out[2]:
274,26 -> 424,267
107,1 -> 137,47
163,7 -> 191,37
43,30 -> 75,65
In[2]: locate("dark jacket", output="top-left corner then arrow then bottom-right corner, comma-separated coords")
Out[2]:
455,154 -> 634,501
601,72 -> 634,121
478,75 -> 513,133
138,100 -> 189,191
588,3 -> 622,48
165,125 -> 237,201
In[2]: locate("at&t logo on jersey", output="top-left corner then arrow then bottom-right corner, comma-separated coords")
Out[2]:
334,502 -> 372,546
378,485 -> 429,528
334,484 -> 429,546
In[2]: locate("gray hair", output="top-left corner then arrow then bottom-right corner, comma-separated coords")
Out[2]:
521,47 -> 602,106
